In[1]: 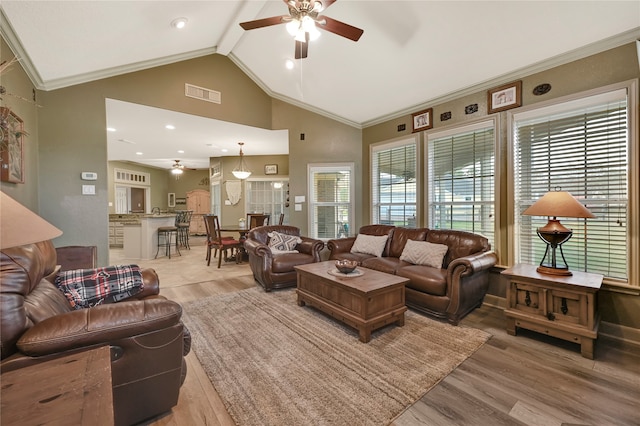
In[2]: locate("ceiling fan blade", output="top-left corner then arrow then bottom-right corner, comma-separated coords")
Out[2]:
294,33 -> 309,59
317,0 -> 337,11
318,16 -> 363,41
240,16 -> 287,30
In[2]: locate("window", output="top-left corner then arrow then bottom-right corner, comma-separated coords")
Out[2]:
308,164 -> 354,239
511,84 -> 635,284
245,179 -> 288,223
426,120 -> 496,247
371,137 -> 418,227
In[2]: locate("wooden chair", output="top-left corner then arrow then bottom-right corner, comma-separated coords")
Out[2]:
204,215 -> 243,268
247,213 -> 270,229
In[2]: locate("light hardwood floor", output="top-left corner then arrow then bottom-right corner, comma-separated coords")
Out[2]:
111,238 -> 640,426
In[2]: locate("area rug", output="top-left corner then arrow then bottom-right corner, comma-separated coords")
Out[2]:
182,287 -> 490,426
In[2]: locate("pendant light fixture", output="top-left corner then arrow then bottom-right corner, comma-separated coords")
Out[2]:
232,142 -> 251,180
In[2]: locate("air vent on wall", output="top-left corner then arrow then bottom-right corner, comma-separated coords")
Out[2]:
185,83 -> 221,104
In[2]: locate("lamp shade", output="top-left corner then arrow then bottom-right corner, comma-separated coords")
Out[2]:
522,191 -> 596,219
1,192 -> 62,249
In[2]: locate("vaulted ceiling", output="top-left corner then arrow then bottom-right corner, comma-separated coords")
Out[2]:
1,1 -> 638,169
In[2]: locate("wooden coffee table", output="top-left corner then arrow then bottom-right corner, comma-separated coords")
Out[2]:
295,261 -> 408,343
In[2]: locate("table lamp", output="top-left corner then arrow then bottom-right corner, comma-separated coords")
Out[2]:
1,192 -> 62,249
521,190 -> 595,276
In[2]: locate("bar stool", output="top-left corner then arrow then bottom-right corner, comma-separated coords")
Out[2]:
176,210 -> 193,250
155,226 -> 181,259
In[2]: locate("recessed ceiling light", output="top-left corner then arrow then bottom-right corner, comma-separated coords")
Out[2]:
285,60 -> 294,70
177,150 -> 184,154
221,149 -> 228,153
135,152 -> 143,155
107,127 -> 116,132
171,17 -> 188,29
165,124 -> 175,130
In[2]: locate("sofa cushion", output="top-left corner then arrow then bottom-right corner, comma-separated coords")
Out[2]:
426,229 -> 490,268
361,257 -> 402,274
54,265 -> 144,310
271,253 -> 314,273
400,240 -> 449,268
388,228 -> 428,258
351,234 -> 388,257
397,265 -> 448,296
268,231 -> 302,252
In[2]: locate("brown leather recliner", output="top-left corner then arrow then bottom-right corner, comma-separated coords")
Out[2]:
1,240 -> 190,426
244,225 -> 324,291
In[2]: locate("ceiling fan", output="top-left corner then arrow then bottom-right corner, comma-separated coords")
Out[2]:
239,0 -> 363,59
171,160 -> 195,175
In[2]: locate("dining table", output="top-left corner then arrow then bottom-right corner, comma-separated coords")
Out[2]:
218,226 -> 251,262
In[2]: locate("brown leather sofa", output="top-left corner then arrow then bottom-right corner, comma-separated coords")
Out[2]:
1,240 -> 190,426
328,225 -> 497,325
244,225 -> 324,291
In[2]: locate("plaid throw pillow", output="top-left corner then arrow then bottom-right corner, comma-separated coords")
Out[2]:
54,265 -> 144,310
268,231 -> 302,252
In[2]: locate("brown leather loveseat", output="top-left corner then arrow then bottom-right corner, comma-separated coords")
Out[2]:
1,240 -> 190,425
244,225 -> 324,291
328,225 -> 497,325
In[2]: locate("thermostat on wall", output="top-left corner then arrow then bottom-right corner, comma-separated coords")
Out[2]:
81,172 -> 97,180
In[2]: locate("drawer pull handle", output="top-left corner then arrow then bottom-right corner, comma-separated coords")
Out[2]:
547,312 -> 555,321
561,298 -> 568,315
525,290 -> 531,307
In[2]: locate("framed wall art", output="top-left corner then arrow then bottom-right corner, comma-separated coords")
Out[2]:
488,80 -> 522,114
264,164 -> 278,175
0,107 -> 25,183
412,108 -> 433,132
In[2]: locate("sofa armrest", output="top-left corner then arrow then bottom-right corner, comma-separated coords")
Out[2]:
243,239 -> 272,259
17,299 -> 182,356
297,237 -> 325,261
327,237 -> 356,256
447,251 -> 498,278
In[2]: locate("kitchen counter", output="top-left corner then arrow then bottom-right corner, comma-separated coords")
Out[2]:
120,214 -> 177,259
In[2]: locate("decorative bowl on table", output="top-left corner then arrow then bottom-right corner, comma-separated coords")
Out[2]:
335,259 -> 358,274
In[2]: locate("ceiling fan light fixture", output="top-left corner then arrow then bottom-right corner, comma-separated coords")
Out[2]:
171,167 -> 183,175
286,20 -> 300,36
232,142 -> 252,180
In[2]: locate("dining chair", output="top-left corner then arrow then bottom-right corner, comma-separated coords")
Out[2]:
204,215 -> 243,268
247,213 -> 270,230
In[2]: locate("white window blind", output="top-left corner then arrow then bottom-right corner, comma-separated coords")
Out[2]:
371,139 -> 417,227
513,89 -> 628,280
427,123 -> 495,247
309,164 -> 353,239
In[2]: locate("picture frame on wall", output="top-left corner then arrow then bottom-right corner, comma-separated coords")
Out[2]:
0,107 -> 25,183
488,81 -> 522,113
411,108 -> 433,132
264,164 -> 278,175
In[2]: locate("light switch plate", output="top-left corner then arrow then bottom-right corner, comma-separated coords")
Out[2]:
294,203 -> 302,211
82,185 -> 96,195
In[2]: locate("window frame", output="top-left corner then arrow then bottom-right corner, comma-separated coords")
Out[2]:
424,117 -> 499,254
507,79 -> 639,290
244,177 -> 289,223
307,163 -> 355,240
370,135 -> 419,228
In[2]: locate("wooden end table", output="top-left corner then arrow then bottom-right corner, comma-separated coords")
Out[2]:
502,264 -> 603,359
295,261 -> 408,343
1,346 -> 113,425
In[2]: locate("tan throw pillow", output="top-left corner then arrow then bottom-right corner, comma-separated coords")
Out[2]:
350,234 -> 388,257
400,240 -> 449,268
